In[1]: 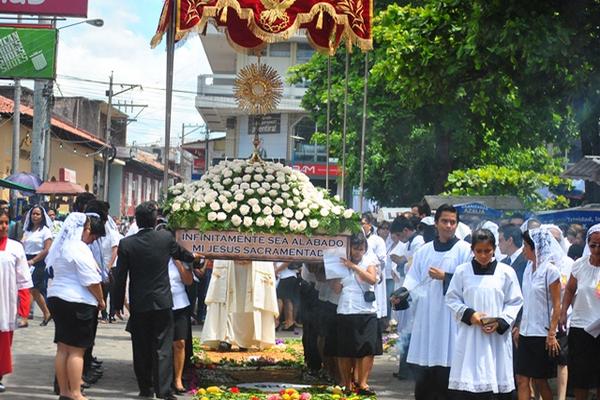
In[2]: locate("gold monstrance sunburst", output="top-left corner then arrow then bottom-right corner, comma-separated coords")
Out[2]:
233,61 -> 283,162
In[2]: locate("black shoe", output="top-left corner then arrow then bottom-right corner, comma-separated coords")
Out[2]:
138,389 -> 153,398
92,356 -> 103,365
40,316 -> 53,326
0,382 -> 5,393
357,387 -> 376,396
217,341 -> 232,352
81,381 -> 91,389
59,396 -> 74,400
53,377 -> 60,394
158,394 -> 177,400
282,323 -> 296,331
82,373 -> 98,384
173,386 -> 186,395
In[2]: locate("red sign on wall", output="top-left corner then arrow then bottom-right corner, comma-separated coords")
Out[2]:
292,163 -> 340,177
0,0 -> 88,18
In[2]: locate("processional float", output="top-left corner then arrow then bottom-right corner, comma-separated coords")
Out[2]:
152,0 -> 372,261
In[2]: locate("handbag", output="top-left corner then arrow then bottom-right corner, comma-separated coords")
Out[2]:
354,273 -> 376,303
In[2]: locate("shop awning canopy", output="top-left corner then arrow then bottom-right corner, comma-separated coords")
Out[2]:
151,0 -> 373,54
36,181 -> 86,195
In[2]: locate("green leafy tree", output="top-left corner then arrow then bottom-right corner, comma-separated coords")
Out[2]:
290,1 -> 581,205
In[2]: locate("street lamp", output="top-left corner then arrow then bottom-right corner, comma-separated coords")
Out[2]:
58,19 -> 104,30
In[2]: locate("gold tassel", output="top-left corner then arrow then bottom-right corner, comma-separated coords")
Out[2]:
316,9 -> 324,30
220,6 -> 228,22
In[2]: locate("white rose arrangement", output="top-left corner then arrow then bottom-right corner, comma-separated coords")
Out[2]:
165,159 -> 360,235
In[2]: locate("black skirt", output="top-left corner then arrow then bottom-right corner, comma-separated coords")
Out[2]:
332,313 -> 383,358
173,306 -> 190,341
276,276 -> 298,300
515,335 -> 557,379
48,297 -> 97,349
568,327 -> 600,389
26,254 -> 47,291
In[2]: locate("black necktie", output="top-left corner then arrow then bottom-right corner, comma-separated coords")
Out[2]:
501,256 -> 512,266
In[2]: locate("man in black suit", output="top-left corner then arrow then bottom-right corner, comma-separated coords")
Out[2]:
114,201 -> 199,399
498,224 -> 528,287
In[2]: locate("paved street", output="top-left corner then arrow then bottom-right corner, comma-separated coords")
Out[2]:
3,314 -> 414,399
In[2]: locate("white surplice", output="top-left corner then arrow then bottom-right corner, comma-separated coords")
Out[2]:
201,260 -> 279,350
403,239 -> 472,367
0,239 -> 32,332
446,261 -> 523,393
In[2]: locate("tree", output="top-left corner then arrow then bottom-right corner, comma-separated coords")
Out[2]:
290,1 -> 581,205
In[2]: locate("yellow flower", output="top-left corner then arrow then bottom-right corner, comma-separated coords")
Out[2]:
199,389 -> 207,395
332,387 -> 343,395
291,394 -> 300,400
207,386 -> 221,394
201,397 -> 209,400
283,394 -> 291,400
332,395 -> 340,400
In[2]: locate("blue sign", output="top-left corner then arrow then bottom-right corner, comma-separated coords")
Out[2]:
455,202 -> 503,219
536,209 -> 600,229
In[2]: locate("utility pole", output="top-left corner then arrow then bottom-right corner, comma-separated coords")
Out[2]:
102,72 -> 113,201
42,80 -> 54,180
180,123 -> 203,178
11,78 -> 21,217
205,125 -> 210,173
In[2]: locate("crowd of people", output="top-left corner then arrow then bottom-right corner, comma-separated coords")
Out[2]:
0,195 -> 599,400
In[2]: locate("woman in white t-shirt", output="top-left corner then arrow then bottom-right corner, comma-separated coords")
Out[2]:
515,228 -> 562,400
331,232 -> 382,395
560,224 -> 600,400
21,205 -> 53,326
168,258 -> 194,394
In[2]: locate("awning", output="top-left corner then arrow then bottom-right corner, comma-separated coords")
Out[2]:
561,156 -> 600,184
0,178 -> 35,192
36,181 -> 86,195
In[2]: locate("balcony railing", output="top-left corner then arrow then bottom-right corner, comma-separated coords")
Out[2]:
197,74 -> 307,99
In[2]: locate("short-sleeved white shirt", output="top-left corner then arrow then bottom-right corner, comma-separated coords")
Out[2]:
47,240 -> 102,306
569,257 -> 600,329
520,262 -> 561,337
336,254 -> 378,315
22,226 -> 52,255
168,259 -> 190,310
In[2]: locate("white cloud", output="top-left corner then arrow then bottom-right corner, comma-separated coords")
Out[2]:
55,0 -> 212,145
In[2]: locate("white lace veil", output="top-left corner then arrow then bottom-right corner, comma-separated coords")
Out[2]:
528,226 -> 565,267
46,212 -> 88,266
541,224 -> 570,253
23,205 -> 52,232
583,223 -> 600,257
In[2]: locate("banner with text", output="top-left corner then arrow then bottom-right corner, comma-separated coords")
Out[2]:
0,27 -> 57,79
176,230 -> 349,262
0,0 -> 88,18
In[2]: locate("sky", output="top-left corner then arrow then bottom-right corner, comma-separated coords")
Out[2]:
50,0 -> 212,146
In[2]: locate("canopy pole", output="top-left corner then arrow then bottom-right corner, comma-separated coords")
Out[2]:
163,0 -> 176,197
359,52 -> 369,214
325,56 -> 331,193
340,49 -> 349,203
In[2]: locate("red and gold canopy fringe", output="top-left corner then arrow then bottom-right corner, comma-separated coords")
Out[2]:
151,0 -> 372,54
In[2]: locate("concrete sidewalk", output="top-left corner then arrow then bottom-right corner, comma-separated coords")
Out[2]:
3,317 -> 414,399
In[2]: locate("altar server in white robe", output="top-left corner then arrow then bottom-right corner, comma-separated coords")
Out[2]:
446,229 -> 523,400
202,259 -> 279,350
401,204 -> 472,400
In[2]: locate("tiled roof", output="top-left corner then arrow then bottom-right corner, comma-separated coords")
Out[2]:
0,95 -> 107,147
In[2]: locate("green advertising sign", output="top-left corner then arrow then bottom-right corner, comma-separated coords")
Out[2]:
0,27 -> 57,79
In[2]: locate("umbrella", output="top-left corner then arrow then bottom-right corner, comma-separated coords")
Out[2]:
6,172 -> 42,190
0,178 -> 35,192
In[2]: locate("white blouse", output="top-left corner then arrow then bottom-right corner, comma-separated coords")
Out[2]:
337,254 -> 378,315
569,257 -> 600,329
520,262 -> 561,337
168,259 -> 190,310
22,226 -> 52,255
0,239 -> 32,331
47,240 -> 102,306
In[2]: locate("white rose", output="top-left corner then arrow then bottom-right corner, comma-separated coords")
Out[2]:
218,195 -> 227,204
277,176 -> 286,184
293,197 -> 301,204
244,167 -> 254,174
343,209 -> 354,219
242,175 -> 252,182
245,189 -> 255,196
240,182 -> 250,190
183,202 -> 190,210
295,210 -> 304,220
281,193 -> 291,199
256,217 -> 265,227
207,212 -> 217,221
255,167 -> 264,174
281,184 -> 290,191
280,217 -> 289,228
273,205 -> 283,215
171,203 -> 181,211
266,168 -> 275,174
275,198 -> 285,205
271,182 -> 281,190
310,203 -> 319,210
232,215 -> 242,227
289,220 -> 299,231
283,208 -> 294,218
332,206 -> 342,215
302,208 -> 311,216
261,182 -> 271,190
222,178 -> 232,186
229,201 -> 238,209
265,215 -> 275,227
250,182 -> 260,189
320,208 -> 330,217
298,201 -> 307,209
243,216 -> 253,227
240,205 -> 250,215
210,202 -> 220,211
254,174 -> 265,182
233,177 -> 242,184
261,197 -> 272,206
192,202 -> 202,212
223,169 -> 233,178
234,193 -> 245,202
292,188 -> 300,196
269,190 -> 278,197
257,188 -> 267,195
252,205 -> 261,214
171,189 -> 181,195
217,212 -> 227,221
287,200 -> 295,207
248,198 -> 259,206
198,201 -> 206,208
309,219 -> 319,229
265,175 -> 275,182
298,221 -> 307,231
223,203 -> 233,213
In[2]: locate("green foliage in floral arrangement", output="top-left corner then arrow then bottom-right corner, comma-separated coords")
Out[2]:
164,159 -> 361,235
191,386 -> 376,400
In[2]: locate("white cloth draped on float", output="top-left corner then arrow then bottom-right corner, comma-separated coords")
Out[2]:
201,260 -> 279,349
446,261 -> 523,394
0,239 -> 32,332
402,239 -> 472,367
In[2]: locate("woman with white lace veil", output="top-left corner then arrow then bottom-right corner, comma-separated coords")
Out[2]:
46,212 -> 106,400
446,229 -> 523,400
515,227 -> 562,400
560,224 -> 600,400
